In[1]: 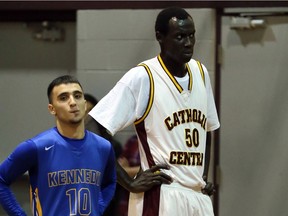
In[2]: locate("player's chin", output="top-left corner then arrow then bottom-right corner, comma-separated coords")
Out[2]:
180,53 -> 193,63
70,118 -> 83,125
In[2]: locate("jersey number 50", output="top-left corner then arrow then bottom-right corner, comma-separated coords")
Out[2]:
185,128 -> 199,148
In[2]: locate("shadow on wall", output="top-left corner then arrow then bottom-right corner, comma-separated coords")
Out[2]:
228,26 -> 275,46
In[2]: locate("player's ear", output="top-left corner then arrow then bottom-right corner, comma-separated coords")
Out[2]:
156,31 -> 163,43
48,104 -> 56,115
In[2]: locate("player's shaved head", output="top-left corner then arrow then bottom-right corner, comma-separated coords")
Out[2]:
155,7 -> 192,36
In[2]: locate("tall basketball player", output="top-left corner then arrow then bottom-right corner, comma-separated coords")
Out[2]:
89,7 -> 220,216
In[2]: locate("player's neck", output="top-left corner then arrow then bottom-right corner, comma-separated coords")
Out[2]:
56,121 -> 85,139
160,55 -> 187,77
166,64 -> 187,78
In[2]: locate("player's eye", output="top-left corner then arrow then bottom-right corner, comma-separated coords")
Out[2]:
189,33 -> 195,38
74,93 -> 83,100
59,97 -> 67,101
176,34 -> 183,40
59,95 -> 68,101
57,93 -> 69,102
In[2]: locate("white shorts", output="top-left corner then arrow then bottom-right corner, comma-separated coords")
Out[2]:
128,182 -> 214,216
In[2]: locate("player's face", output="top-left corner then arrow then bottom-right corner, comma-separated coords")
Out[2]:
48,83 -> 87,125
160,17 -> 195,65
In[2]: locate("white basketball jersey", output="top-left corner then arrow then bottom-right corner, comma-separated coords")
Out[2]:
134,55 -> 208,189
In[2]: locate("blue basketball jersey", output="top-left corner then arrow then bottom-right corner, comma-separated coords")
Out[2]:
0,127 -> 116,216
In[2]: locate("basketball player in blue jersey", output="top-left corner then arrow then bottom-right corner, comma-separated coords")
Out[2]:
0,75 -> 116,216
89,7 -> 220,216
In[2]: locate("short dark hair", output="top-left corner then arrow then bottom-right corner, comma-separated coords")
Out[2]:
155,7 -> 192,35
47,75 -> 83,103
84,93 -> 98,106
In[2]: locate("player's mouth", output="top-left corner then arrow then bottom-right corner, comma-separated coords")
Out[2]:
70,109 -> 80,114
183,49 -> 193,55
182,51 -> 193,59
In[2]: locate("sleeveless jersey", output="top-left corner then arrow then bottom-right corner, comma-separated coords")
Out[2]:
135,55 -> 209,189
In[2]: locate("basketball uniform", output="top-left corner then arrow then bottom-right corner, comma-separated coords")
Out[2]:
89,55 -> 220,216
0,127 -> 116,216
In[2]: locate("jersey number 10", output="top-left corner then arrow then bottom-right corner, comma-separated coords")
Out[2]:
66,188 -> 91,215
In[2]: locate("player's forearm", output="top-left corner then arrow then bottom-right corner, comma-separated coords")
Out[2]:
116,161 -> 135,192
0,183 -> 27,216
122,166 -> 140,178
203,132 -> 212,180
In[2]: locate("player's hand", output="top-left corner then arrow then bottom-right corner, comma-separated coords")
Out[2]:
130,164 -> 173,193
201,175 -> 215,196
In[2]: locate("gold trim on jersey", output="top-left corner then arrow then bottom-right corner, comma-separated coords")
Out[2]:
30,186 -> 43,216
134,57 -> 205,125
157,55 -> 193,93
196,61 -> 205,85
134,63 -> 154,125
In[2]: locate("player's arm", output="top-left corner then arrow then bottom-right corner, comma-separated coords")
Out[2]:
90,68 -> 172,192
118,157 -> 140,178
201,65 -> 220,196
0,140 -> 37,215
202,132 -> 215,196
203,132 -> 211,179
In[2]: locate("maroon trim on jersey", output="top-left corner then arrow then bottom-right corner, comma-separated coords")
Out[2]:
135,121 -> 161,216
135,121 -> 155,168
143,186 -> 161,216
